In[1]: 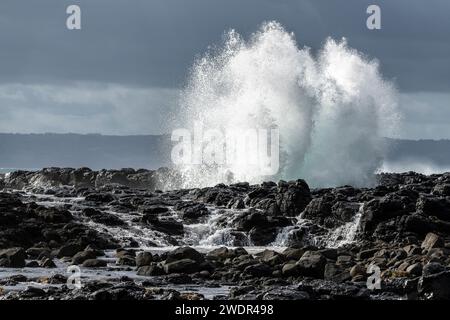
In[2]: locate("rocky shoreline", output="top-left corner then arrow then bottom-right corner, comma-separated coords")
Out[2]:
1,168 -> 450,300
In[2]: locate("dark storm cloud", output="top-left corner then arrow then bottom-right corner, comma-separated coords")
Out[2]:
0,0 -> 449,136
0,0 -> 449,91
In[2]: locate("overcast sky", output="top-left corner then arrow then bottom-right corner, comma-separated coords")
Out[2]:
0,0 -> 449,138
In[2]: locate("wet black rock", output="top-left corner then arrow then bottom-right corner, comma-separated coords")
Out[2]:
82,259 -> 107,268
82,208 -> 125,227
141,215 -> 184,236
276,179 -> 311,216
136,251 -> 153,267
296,251 -> 327,278
71,250 -> 98,265
166,247 -> 204,264
418,271 -> 450,299
2,170 -> 450,300
174,201 -> 209,221
0,247 -> 26,268
164,259 -> 199,274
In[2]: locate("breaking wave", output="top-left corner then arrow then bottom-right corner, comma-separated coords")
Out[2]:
172,21 -> 399,188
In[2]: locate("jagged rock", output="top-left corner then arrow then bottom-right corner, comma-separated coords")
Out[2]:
72,250 -> 98,265
432,184 -> 450,196
136,252 -> 153,267
164,259 -> 199,274
418,271 -> 450,299
0,248 -> 26,268
117,256 -> 136,266
40,258 -> 57,268
82,259 -> 107,268
296,251 -> 327,278
37,207 -> 73,223
85,193 -> 115,203
276,179 -> 311,216
137,263 -> 165,276
81,208 -> 125,226
360,194 -> 414,234
166,247 -> 204,264
350,264 -> 366,278
140,206 -> 169,216
174,201 -> 209,221
406,263 -> 423,276
422,262 -> 445,277
283,248 -> 305,260
244,263 -> 272,277
417,196 -> 450,222
57,244 -> 83,258
142,216 -> 184,236
207,247 -> 233,260
282,263 -> 299,277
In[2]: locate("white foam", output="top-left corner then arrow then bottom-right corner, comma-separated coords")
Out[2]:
172,21 -> 399,188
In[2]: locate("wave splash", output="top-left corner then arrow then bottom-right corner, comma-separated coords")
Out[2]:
174,21 -> 399,188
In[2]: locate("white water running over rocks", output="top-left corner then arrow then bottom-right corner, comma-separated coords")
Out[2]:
30,193 -> 363,251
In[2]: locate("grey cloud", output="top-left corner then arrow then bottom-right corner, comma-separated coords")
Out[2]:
0,0 -> 449,91
0,83 -> 179,135
397,93 -> 450,140
0,0 -> 449,137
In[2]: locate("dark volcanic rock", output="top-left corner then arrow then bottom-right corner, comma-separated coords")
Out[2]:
275,179 -> 311,216
141,215 -> 184,236
166,247 -> 204,264
418,271 -> 450,299
296,251 -> 327,278
0,193 -> 118,250
82,259 -> 107,268
81,208 -> 125,226
0,247 -> 26,268
164,259 -> 199,274
3,170 -> 450,300
174,201 -> 209,221
136,251 -> 153,267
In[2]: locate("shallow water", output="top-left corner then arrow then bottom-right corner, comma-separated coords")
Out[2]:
0,191 -> 364,299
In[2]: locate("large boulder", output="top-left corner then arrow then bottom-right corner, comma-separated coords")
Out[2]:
82,259 -> 107,268
360,194 -> 414,234
71,250 -> 98,265
166,247 -> 204,264
276,180 -> 311,216
136,252 -> 153,267
57,244 -> 83,258
418,271 -> 450,300
164,259 -> 200,274
37,207 -> 73,223
174,202 -> 209,221
137,263 -> 165,276
0,247 -> 26,268
296,251 -> 327,278
142,216 -> 184,236
416,196 -> 450,222
82,208 -> 125,227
